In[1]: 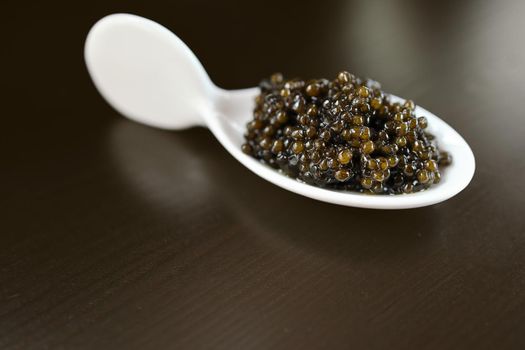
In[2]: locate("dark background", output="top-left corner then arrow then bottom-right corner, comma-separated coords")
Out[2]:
2,0 -> 525,349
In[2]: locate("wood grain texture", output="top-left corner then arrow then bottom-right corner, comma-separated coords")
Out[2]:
1,0 -> 525,349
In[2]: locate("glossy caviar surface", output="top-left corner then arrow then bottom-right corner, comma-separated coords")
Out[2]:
242,72 -> 451,194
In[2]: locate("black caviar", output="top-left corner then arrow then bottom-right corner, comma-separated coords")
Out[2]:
241,72 -> 451,194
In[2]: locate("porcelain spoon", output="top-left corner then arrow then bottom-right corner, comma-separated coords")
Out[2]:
85,13 -> 475,209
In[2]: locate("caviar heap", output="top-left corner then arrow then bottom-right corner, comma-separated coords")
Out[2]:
241,72 -> 451,194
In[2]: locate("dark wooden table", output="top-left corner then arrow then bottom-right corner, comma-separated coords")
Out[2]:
2,1 -> 525,349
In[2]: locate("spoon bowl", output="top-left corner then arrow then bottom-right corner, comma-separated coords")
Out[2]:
85,13 -> 475,209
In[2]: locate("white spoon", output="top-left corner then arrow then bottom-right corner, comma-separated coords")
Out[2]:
85,13 -> 475,209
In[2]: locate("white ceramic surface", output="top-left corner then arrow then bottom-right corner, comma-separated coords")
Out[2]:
85,13 -> 475,209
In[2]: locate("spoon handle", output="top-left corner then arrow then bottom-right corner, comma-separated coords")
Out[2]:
85,13 -> 214,129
